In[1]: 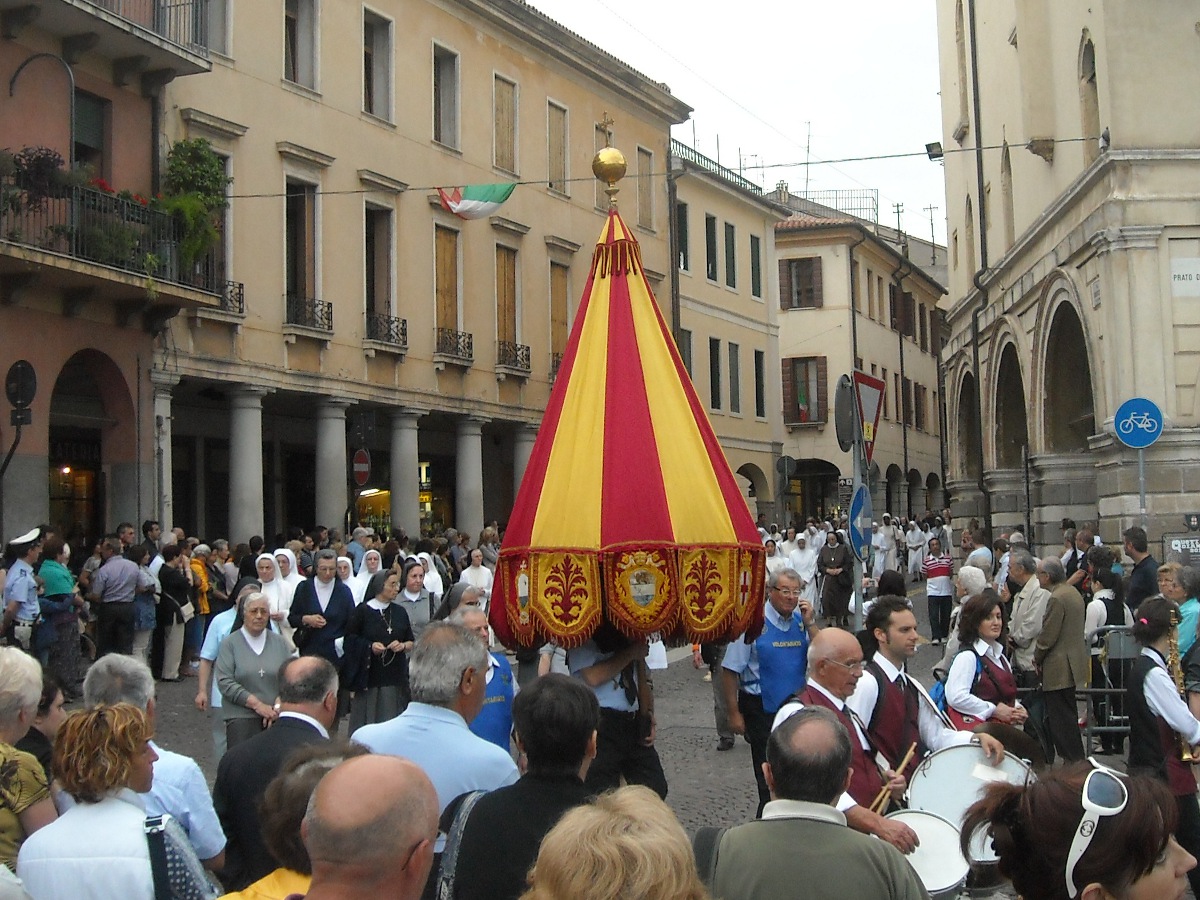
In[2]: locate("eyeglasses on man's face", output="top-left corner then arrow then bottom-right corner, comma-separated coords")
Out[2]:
827,658 -> 868,672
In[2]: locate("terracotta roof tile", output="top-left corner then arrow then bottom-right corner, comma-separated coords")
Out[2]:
774,213 -> 860,232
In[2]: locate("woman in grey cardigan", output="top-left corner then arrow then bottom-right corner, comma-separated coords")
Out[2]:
215,592 -> 293,750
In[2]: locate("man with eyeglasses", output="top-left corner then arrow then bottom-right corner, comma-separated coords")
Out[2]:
847,597 -> 1004,785
722,568 -> 819,816
771,628 -> 916,853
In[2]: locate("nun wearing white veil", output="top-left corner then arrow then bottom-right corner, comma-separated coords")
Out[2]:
274,547 -> 304,591
351,549 -> 383,605
416,551 -> 444,607
787,533 -> 819,604
255,552 -> 296,648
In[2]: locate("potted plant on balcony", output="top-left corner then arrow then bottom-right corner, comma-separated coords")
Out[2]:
158,139 -> 229,282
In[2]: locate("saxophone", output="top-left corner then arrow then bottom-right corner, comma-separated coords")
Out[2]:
1168,608 -> 1196,763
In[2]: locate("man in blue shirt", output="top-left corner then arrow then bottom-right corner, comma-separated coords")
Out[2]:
722,567 -> 819,815
3,528 -> 42,650
569,623 -> 668,799
352,621 -> 518,824
452,606 -> 517,750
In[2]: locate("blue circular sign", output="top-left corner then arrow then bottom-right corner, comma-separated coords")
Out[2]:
849,485 -> 872,561
1113,397 -> 1163,450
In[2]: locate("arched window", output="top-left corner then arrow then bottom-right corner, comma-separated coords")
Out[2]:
1079,34 -> 1101,166
964,196 -> 977,277
1000,143 -> 1015,248
954,0 -> 970,142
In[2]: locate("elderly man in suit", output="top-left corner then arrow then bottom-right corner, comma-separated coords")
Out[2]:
1033,556 -> 1088,763
214,655 -> 339,891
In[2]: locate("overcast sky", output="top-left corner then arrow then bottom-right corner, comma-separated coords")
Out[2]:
529,0 -> 949,242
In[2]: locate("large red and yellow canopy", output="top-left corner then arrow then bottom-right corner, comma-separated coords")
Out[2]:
490,196 -> 765,649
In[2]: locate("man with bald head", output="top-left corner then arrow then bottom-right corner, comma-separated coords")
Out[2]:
302,755 -> 438,900
771,629 -> 915,852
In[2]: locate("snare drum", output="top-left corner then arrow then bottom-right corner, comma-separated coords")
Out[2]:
907,744 -> 1033,863
885,809 -> 968,900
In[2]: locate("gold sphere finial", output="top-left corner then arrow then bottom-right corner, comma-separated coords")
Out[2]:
592,146 -> 627,186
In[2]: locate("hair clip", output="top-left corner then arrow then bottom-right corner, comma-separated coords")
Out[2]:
1138,617 -> 1149,624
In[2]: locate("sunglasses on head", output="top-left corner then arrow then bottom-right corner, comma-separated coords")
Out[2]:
1064,758 -> 1128,899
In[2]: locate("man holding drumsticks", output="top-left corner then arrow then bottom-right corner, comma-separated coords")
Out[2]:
848,596 -> 1005,784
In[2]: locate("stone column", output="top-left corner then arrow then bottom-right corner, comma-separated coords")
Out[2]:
390,411 -> 422,539
229,387 -> 269,542
456,417 -> 488,536
150,371 -> 179,533
513,424 -> 538,501
315,399 -> 353,535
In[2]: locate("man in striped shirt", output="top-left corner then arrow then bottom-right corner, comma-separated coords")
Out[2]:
921,537 -> 954,646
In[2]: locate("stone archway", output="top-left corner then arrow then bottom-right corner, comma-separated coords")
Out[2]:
49,349 -> 138,542
885,464 -> 904,516
994,343 -> 1030,468
735,462 -> 772,520
1043,301 -> 1095,452
907,469 -> 924,517
956,372 -> 982,480
925,472 -> 942,512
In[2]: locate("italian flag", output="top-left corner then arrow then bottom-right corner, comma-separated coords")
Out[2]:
437,183 -> 516,220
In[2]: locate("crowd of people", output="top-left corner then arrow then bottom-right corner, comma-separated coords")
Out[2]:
0,508 -> 1197,900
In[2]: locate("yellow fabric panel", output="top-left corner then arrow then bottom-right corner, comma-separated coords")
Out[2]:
628,276 -> 736,543
529,275 -> 610,546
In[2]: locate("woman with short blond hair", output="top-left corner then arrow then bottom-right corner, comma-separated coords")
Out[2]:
521,785 -> 708,900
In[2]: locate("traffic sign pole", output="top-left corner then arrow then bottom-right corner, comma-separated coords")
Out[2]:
1114,397 -> 1163,528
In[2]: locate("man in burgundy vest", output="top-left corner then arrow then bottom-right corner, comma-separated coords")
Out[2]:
846,597 -> 1004,782
772,628 -> 917,854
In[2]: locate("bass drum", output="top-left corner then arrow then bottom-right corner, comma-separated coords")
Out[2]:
885,810 -> 968,900
907,744 -> 1033,849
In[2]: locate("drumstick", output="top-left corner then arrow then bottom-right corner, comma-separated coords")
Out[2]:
869,742 -> 919,814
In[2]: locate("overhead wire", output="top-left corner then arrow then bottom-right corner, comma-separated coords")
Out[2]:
223,137 -> 1093,201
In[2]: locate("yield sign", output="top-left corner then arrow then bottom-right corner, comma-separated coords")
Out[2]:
852,370 -> 886,467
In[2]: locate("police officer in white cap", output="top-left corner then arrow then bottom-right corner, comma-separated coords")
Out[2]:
3,528 -> 42,650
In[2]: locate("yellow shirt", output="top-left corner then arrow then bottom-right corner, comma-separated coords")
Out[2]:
190,559 -> 210,615
0,743 -> 50,870
219,868 -> 310,900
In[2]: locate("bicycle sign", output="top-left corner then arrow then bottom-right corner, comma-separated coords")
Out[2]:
1114,397 -> 1163,450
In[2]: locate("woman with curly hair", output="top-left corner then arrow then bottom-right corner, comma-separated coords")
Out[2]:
521,785 -> 708,900
17,703 -> 218,899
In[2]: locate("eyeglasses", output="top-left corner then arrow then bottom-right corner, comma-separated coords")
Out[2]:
1064,758 -> 1128,899
772,588 -> 801,597
826,658 -> 868,672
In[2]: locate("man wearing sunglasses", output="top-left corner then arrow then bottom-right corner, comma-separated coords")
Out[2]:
723,568 -> 819,816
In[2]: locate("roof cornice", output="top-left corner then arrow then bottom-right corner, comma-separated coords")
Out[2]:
453,0 -> 692,125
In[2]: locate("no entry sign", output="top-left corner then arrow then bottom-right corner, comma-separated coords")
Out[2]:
352,449 -> 371,487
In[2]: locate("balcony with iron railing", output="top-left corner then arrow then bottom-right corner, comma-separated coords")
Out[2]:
670,139 -> 762,195
283,293 -> 333,345
364,312 -> 407,359
550,351 -> 564,383
0,180 -> 232,314
433,327 -> 473,370
1,0 -> 212,78
496,340 -> 531,380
